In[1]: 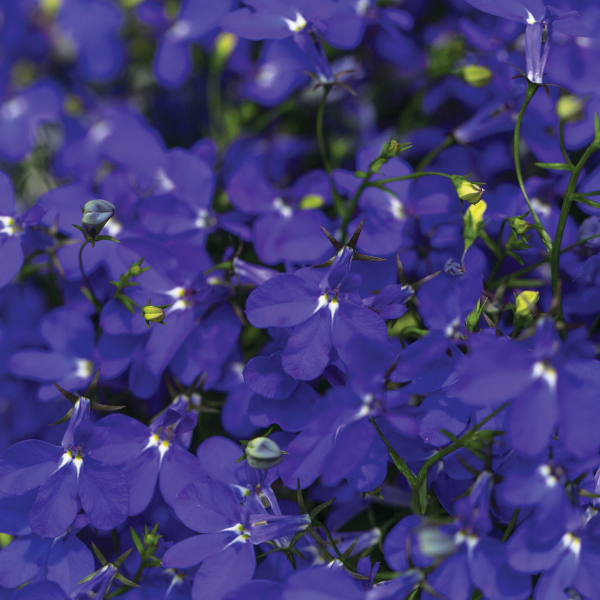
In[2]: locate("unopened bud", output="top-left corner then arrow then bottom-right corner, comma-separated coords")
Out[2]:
246,437 -> 284,470
214,33 -> 238,64
40,0 -> 62,17
509,217 -> 532,236
298,194 -> 325,210
142,306 -> 165,322
460,65 -> 493,88
515,290 -> 539,319
556,95 -> 585,123
453,176 -> 484,205
463,199 -> 487,251
81,199 -> 115,240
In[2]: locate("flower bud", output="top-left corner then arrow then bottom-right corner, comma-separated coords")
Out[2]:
515,290 -> 539,319
141,305 -> 165,324
214,33 -> 238,64
462,199 -> 487,252
460,65 -> 493,88
40,0 -> 62,17
246,437 -> 284,470
82,199 -> 115,226
509,217 -> 532,236
298,194 -> 325,210
452,176 -> 484,205
81,199 -> 115,240
556,95 -> 585,123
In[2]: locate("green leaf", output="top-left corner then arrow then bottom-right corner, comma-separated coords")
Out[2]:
370,418 -> 416,485
534,162 -> 573,171
130,528 -> 144,556
297,480 -> 308,515
115,573 -> 140,587
309,497 -> 335,521
95,235 -> 121,243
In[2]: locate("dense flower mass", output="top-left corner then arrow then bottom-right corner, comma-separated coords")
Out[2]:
1,0 -> 600,599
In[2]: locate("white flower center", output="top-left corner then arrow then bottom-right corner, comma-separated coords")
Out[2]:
282,11 -> 307,33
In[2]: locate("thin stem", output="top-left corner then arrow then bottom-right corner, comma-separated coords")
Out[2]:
340,173 -> 372,244
368,171 -> 454,186
412,402 -> 510,514
78,241 -> 101,310
514,82 -> 552,252
491,233 -> 600,286
558,120 -> 573,167
550,141 -> 598,317
316,85 -> 332,174
416,134 -> 454,172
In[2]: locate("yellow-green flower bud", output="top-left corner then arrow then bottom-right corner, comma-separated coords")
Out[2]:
246,437 -> 284,470
556,95 -> 585,123
463,200 -> 487,251
460,65 -> 493,88
515,291 -> 539,319
509,217 -> 532,236
298,194 -> 325,210
214,33 -> 238,64
455,179 -> 484,205
39,0 -> 62,17
142,305 -> 165,324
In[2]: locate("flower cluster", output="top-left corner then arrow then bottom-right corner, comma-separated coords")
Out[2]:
0,0 -> 599,599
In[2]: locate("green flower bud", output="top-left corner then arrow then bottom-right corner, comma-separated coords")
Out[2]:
515,290 -> 539,319
298,194 -> 325,210
214,33 -> 238,65
462,199 -> 487,252
246,437 -> 284,470
460,65 -> 493,88
556,95 -> 585,123
452,176 -> 484,205
509,217 -> 532,236
141,305 -> 165,324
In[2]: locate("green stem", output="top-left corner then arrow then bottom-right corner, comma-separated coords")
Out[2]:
549,142 -> 598,318
416,135 -> 455,172
514,82 -> 552,252
491,232 -> 600,287
558,120 -> 573,167
369,171 -> 453,186
411,402 -> 510,514
316,85 -> 332,174
78,241 -> 101,310
340,173 -> 372,244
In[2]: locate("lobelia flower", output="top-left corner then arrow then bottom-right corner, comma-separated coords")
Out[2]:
0,79 -> 62,162
51,0 -> 125,82
245,221 -> 400,381
88,399 -> 207,516
152,0 -> 236,88
0,171 -> 24,290
279,337 -> 421,491
444,317 -> 600,458
0,395 -> 129,538
161,477 -> 311,600
384,473 -> 532,600
226,157 -> 333,265
8,307 -> 96,401
462,0 -> 590,84
0,513 -> 93,594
